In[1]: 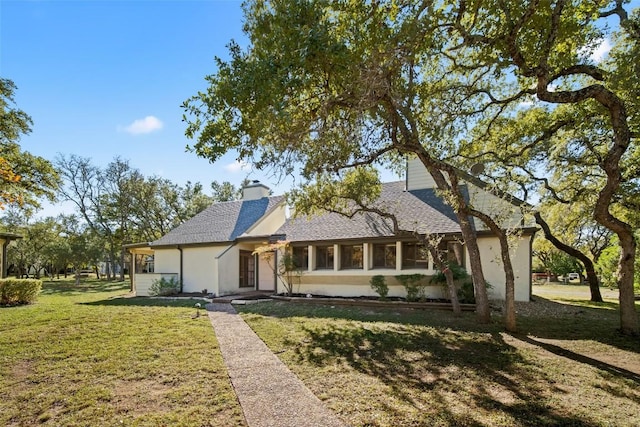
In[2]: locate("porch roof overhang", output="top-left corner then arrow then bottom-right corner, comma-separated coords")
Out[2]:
123,242 -> 154,255
0,232 -> 23,242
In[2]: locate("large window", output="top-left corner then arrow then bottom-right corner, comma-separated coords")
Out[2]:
340,244 -> 363,269
315,245 -> 334,269
402,242 -> 429,269
372,243 -> 396,269
439,241 -> 464,267
291,246 -> 308,270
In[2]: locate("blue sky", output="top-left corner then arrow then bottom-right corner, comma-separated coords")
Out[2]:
1,0 -> 638,218
1,0 -> 319,217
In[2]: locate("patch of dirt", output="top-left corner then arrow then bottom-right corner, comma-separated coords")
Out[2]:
112,379 -> 173,416
7,360 -> 33,393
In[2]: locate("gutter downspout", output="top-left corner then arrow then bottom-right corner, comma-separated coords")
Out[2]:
177,246 -> 184,293
274,249 -> 278,295
529,230 -> 538,301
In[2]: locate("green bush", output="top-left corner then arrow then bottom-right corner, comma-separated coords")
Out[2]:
395,274 -> 428,302
369,275 -> 389,300
149,277 -> 179,296
457,280 -> 475,303
429,262 -> 468,284
0,279 -> 42,305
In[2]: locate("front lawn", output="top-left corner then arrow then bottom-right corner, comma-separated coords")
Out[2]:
0,278 -> 245,426
238,292 -> 640,426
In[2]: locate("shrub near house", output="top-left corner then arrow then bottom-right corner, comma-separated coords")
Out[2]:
0,279 -> 42,305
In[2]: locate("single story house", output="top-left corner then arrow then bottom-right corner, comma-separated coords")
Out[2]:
128,160 -> 537,301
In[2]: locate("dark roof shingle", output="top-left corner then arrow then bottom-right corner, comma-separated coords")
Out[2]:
151,196 -> 284,246
276,181 -> 463,242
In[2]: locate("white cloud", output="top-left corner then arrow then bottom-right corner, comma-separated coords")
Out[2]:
119,116 -> 164,135
590,38 -> 611,63
224,160 -> 249,172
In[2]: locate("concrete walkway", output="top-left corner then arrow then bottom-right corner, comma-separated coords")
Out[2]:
206,303 -> 346,427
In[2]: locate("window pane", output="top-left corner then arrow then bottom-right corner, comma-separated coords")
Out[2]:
292,246 -> 308,269
341,244 -> 363,269
373,243 -> 396,268
316,245 -> 334,269
402,242 -> 429,269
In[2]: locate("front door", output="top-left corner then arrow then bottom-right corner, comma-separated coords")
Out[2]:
239,250 -> 255,288
257,252 -> 276,291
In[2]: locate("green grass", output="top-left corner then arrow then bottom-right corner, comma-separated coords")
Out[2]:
3,279 -> 639,426
238,294 -> 640,427
0,278 -> 245,427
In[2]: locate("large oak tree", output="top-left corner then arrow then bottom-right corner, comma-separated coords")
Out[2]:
184,0 -> 638,333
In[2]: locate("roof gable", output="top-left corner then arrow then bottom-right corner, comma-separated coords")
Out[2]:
151,196 -> 284,247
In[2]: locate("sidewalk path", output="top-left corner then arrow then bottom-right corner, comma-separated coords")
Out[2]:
206,303 -> 346,427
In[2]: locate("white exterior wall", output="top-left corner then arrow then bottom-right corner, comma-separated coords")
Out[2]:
469,235 -> 532,302
293,272 -> 447,299
154,249 -> 181,275
258,252 -> 276,291
406,158 -> 437,190
134,273 -> 179,296
467,185 -> 525,230
182,246 -> 222,294
153,246 -> 225,295
407,158 -> 527,229
246,204 -> 287,237
217,245 -> 241,295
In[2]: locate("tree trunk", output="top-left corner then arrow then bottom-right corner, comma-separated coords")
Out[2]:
119,249 -> 126,281
458,217 -> 491,323
617,235 -> 638,336
415,152 -> 491,323
470,208 -> 518,332
428,246 -> 461,315
497,231 -> 517,332
534,212 -> 603,302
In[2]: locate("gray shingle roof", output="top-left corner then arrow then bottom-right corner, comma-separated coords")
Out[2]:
276,181 -> 464,242
151,196 -> 284,246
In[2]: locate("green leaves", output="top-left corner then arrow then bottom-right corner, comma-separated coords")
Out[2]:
0,79 -> 60,211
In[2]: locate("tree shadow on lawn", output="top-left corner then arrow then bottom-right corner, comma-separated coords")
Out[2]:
240,301 -> 639,423
507,334 -> 640,386
513,296 -> 640,354
241,298 -> 640,353
294,322 -> 600,426
40,279 -> 130,296
80,296 -> 206,308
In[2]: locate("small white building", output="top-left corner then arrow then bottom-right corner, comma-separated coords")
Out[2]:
128,161 -> 537,301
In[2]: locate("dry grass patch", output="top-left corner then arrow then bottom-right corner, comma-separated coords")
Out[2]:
0,278 -> 245,427
238,292 -> 640,427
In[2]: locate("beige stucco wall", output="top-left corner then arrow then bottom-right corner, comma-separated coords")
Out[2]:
407,158 -> 527,229
153,246 -> 224,295
293,273 -> 446,299
245,204 -> 287,237
257,252 -> 275,291
470,234 -> 532,302
218,244 -> 242,295
134,273 -> 179,296
154,249 -> 181,276
406,158 -> 437,190
181,246 -> 223,294
467,185 -> 526,230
